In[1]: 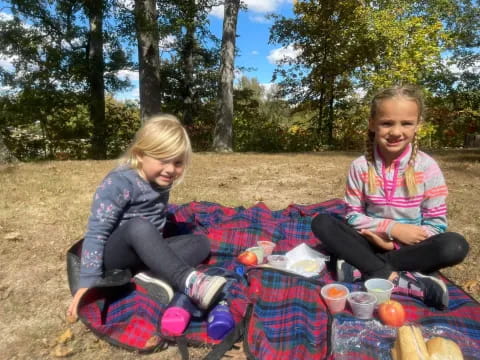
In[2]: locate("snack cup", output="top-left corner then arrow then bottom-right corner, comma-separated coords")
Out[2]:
347,291 -> 377,319
246,246 -> 264,264
257,241 -> 276,257
364,278 -> 394,306
321,283 -> 349,314
267,254 -> 288,268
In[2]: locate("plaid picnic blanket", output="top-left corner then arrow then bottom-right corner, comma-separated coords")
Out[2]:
71,199 -> 480,359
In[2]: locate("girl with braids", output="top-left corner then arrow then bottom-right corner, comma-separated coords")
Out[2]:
311,85 -> 468,310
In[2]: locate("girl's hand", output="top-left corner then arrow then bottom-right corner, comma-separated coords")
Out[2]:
359,229 -> 395,250
390,223 -> 428,245
66,287 -> 88,323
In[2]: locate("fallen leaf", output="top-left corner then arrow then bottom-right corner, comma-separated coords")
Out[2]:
57,328 -> 73,344
51,344 -> 74,357
4,232 -> 22,241
223,342 -> 247,359
66,313 -> 78,324
144,335 -> 161,348
463,280 -> 479,292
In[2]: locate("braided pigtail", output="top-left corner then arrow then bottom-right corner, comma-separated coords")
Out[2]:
366,130 -> 377,194
405,133 -> 419,196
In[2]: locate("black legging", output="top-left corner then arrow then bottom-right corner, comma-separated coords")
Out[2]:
104,217 -> 210,290
311,214 -> 469,280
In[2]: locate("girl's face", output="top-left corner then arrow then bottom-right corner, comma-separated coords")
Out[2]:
369,97 -> 420,164
136,154 -> 185,187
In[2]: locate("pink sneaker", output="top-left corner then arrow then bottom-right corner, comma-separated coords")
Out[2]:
185,272 -> 226,310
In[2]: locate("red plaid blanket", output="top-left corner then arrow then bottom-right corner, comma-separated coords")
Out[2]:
71,200 -> 480,359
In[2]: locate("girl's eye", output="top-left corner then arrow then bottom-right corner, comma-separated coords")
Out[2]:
175,161 -> 184,167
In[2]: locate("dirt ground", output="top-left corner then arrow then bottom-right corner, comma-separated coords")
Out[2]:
1,150 -> 479,360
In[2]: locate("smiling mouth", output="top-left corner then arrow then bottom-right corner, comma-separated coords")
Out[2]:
387,139 -> 403,145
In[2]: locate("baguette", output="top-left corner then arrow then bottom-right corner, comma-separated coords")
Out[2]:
426,337 -> 464,360
391,325 -> 429,360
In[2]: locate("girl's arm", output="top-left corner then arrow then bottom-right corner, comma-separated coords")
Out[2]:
344,162 -> 395,239
78,172 -> 131,289
420,161 -> 448,236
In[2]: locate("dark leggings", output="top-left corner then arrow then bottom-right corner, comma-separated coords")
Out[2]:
104,217 -> 211,290
311,214 -> 469,280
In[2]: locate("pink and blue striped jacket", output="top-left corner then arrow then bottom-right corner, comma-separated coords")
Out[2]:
344,144 -> 448,240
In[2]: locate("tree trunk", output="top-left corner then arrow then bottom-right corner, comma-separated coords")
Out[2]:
0,135 -> 18,164
182,7 -> 195,126
85,0 -> 107,159
465,134 -> 480,148
134,0 -> 163,123
213,0 -> 240,152
180,0 -> 196,126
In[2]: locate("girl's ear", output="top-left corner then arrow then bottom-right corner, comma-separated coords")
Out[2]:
135,151 -> 144,167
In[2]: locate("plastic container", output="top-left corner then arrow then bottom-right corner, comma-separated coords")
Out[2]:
207,301 -> 235,340
161,293 -> 193,336
321,283 -> 349,314
347,291 -> 377,319
257,241 -> 276,257
246,246 -> 264,264
267,254 -> 288,268
364,278 -> 394,306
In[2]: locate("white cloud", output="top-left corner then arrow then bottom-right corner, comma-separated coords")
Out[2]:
244,0 -> 291,13
249,15 -> 271,24
210,0 -> 292,19
115,0 -> 134,11
159,35 -> 176,51
251,50 -> 259,55
116,70 -> 139,82
267,44 -> 301,64
210,5 -> 224,19
0,12 -> 13,21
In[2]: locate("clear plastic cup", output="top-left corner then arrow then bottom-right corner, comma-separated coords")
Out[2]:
257,241 -> 276,257
347,291 -> 377,319
321,283 -> 349,313
267,254 -> 288,268
364,278 -> 394,306
246,246 -> 264,264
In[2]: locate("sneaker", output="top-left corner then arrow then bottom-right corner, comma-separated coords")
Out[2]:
185,271 -> 227,310
392,271 -> 449,309
336,259 -> 362,282
134,272 -> 174,304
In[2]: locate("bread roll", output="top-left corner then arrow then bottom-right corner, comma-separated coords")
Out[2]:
391,325 -> 429,360
427,337 -> 464,360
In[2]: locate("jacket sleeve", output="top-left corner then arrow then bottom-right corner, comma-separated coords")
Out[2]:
344,162 -> 394,237
420,161 -> 448,236
79,172 -> 132,288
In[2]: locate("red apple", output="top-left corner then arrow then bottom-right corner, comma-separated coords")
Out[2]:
378,300 -> 406,327
237,251 -> 258,266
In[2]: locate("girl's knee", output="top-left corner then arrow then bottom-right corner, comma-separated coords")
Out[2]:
123,217 -> 157,239
311,214 -> 334,234
438,233 -> 469,264
197,234 -> 211,252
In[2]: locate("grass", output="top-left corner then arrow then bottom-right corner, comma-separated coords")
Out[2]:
1,150 -> 479,359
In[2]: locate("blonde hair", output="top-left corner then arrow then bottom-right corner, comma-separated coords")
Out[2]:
119,114 -> 192,185
366,85 -> 424,196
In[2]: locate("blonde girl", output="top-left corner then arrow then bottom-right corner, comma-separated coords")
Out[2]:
311,86 -> 468,310
67,114 -> 226,321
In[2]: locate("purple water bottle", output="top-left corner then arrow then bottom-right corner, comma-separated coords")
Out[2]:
207,300 -> 234,340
